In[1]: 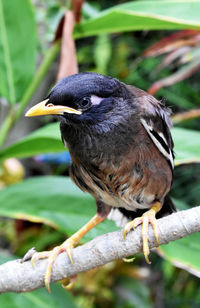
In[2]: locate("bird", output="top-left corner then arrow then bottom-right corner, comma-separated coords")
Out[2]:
25,72 -> 176,291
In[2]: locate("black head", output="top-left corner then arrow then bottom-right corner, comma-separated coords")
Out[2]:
26,72 -> 135,128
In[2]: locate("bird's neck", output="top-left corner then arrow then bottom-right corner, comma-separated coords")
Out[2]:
60,115 -> 140,166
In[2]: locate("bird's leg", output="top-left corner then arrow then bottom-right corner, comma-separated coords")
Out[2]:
31,202 -> 111,292
123,201 -> 162,264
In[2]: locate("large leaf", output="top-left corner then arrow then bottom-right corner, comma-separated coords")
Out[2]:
159,199 -> 200,278
0,0 -> 36,104
0,123 -> 65,160
115,277 -> 152,308
75,1 -> 200,39
159,233 -> 200,278
172,127 -> 200,164
0,176 -> 118,241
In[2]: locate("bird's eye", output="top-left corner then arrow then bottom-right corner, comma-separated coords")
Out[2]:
79,97 -> 91,109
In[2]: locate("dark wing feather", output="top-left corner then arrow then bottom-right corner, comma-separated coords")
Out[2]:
127,85 -> 174,169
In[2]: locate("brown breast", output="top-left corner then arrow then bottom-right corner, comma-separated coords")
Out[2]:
69,130 -> 172,212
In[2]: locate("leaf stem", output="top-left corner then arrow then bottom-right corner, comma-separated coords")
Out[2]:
15,40 -> 61,122
0,0 -> 16,104
0,108 -> 15,148
0,40 -> 60,149
171,108 -> 200,124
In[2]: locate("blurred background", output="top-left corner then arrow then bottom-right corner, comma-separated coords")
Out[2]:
0,0 -> 200,307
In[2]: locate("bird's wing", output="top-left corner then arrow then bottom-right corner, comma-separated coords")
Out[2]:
128,85 -> 174,169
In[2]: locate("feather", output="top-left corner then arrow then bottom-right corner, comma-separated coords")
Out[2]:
127,85 -> 174,170
140,118 -> 174,169
108,195 -> 176,227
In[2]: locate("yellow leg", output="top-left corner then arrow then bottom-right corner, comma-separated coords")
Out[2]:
31,214 -> 106,292
123,201 -> 162,264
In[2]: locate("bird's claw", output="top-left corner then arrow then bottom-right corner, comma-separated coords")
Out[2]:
61,275 -> 77,290
30,214 -> 107,292
123,208 -> 159,264
31,251 -> 51,267
31,239 -> 75,292
123,217 -> 142,239
64,241 -> 74,264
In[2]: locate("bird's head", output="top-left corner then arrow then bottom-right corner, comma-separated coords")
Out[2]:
25,73 -> 134,128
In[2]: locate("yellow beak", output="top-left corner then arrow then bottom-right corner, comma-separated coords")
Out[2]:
25,99 -> 82,117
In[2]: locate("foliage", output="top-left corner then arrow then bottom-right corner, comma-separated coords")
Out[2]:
0,0 -> 36,104
0,0 -> 200,307
143,30 -> 200,94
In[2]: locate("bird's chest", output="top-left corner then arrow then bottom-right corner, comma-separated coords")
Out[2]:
69,157 -> 153,212
60,119 -> 139,163
62,124 -> 159,212
69,161 -> 122,207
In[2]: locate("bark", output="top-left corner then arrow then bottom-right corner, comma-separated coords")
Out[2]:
0,206 -> 199,293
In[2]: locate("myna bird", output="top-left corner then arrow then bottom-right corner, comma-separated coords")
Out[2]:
26,72 -> 175,291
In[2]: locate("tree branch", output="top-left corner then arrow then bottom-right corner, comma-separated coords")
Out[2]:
0,206 -> 200,293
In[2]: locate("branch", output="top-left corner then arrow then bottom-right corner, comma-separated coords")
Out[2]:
0,206 -> 200,293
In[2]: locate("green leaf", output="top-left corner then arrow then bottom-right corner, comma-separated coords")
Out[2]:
172,127 -> 200,164
74,1 -> 200,39
115,278 -> 152,308
0,0 -> 36,104
159,232 -> 200,278
0,176 -> 118,241
0,280 -> 78,308
0,253 -> 14,264
94,34 -> 112,74
160,198 -> 200,277
0,123 -> 65,160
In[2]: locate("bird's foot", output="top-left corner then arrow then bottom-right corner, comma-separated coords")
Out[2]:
31,238 -> 75,292
31,212 -> 108,292
123,202 -> 161,264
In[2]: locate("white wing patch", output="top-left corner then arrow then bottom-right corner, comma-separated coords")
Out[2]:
140,118 -> 174,169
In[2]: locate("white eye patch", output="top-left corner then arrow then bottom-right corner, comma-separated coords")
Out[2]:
90,95 -> 104,106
